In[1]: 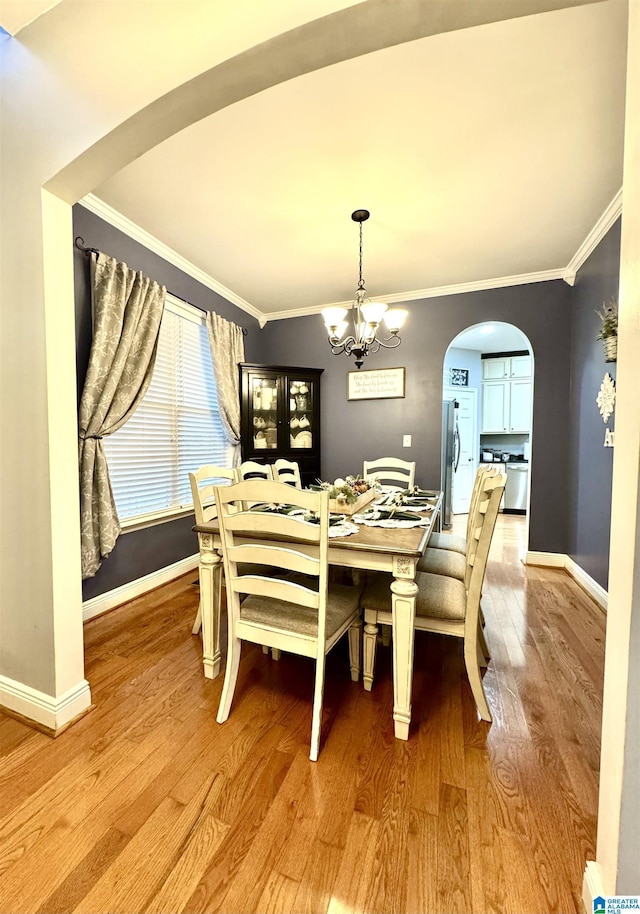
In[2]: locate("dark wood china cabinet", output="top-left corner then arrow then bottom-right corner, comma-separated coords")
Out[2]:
239,363 -> 323,486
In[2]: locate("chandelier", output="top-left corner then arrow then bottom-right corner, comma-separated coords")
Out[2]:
321,210 -> 407,369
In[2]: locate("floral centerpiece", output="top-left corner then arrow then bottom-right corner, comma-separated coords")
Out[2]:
596,298 -> 618,362
312,475 -> 378,514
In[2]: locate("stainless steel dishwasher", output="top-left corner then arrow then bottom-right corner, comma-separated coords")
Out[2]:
504,464 -> 529,511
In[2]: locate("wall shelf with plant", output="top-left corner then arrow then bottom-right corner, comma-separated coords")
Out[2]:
596,298 -> 618,363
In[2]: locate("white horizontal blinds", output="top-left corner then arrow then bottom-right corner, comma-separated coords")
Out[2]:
104,297 -> 233,524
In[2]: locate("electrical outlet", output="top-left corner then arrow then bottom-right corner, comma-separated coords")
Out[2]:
403,435 -> 412,447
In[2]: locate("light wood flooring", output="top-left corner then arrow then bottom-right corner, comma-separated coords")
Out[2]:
0,515 -> 606,914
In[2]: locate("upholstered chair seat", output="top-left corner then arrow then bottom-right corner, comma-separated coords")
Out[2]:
426,531 -> 467,554
417,546 -> 466,581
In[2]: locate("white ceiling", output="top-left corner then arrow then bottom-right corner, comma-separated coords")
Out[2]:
0,0 -> 61,35
450,322 -> 530,353
9,1 -> 628,321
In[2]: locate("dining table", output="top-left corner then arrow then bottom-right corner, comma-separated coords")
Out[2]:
194,489 -> 443,741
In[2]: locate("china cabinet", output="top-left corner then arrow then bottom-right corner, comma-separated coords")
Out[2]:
239,363 -> 323,485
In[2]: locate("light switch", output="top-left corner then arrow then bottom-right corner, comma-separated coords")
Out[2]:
403,435 -> 412,447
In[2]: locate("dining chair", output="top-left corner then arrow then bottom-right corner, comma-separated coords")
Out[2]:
214,479 -> 363,761
236,460 -> 275,511
237,460 -> 274,481
361,471 -> 506,723
273,458 -> 302,488
189,464 -> 237,636
425,464 -> 495,557
363,457 -> 416,491
189,463 -> 279,644
417,465 -> 498,580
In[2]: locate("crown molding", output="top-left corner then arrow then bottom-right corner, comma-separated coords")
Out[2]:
262,269 -> 568,322
78,194 -> 263,323
80,191 -> 623,327
564,188 -> 623,283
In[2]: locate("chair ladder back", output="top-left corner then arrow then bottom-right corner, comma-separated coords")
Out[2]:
274,459 -> 302,488
464,465 -> 497,545
189,464 -> 237,525
464,474 -> 506,607
363,457 -> 416,490
214,479 -> 331,645
237,461 -> 274,481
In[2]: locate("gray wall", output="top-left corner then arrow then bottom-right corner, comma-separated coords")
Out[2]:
74,205 -> 263,600
260,281 -> 572,554
567,218 -> 620,589
444,346 -> 482,393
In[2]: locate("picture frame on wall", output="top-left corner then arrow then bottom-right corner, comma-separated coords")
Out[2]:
450,368 -> 469,387
347,367 -> 406,400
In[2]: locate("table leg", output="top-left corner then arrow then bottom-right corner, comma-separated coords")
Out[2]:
391,559 -> 418,740
198,532 -> 222,679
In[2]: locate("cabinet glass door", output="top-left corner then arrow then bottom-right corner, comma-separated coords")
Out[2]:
250,375 -> 279,451
288,378 -> 314,450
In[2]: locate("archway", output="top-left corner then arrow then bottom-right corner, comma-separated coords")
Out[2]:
441,321 -> 534,540
22,0 -> 563,728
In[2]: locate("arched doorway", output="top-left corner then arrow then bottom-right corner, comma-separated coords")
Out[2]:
441,320 -> 534,531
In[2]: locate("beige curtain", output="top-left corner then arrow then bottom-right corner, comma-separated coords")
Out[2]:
79,254 -> 166,579
206,311 -> 245,466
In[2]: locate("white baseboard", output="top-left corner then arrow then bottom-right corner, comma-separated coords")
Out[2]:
82,553 -> 200,622
525,550 -> 567,568
582,860 -> 605,914
0,675 -> 91,731
565,556 -> 609,612
524,551 -> 608,612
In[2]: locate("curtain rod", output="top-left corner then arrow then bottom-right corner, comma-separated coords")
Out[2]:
74,236 -> 248,335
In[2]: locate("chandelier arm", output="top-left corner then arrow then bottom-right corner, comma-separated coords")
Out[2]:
327,336 -> 357,356
374,334 -> 402,350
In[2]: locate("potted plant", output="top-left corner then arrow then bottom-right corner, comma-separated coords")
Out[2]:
596,298 -> 618,362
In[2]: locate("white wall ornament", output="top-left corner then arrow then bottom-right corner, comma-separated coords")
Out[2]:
604,428 -> 615,448
596,372 -> 616,423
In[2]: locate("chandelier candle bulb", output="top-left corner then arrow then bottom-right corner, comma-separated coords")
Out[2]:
320,209 -> 406,369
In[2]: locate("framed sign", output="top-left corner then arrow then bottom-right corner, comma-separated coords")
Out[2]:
450,368 -> 469,387
347,367 -> 406,401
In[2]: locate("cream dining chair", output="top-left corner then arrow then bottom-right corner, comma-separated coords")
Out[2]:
426,464 -> 496,558
189,464 -> 237,636
361,471 -> 506,723
273,458 -> 302,488
363,457 -> 416,491
214,479 -> 363,760
237,460 -> 274,481
418,464 -> 497,580
418,464 -> 497,663
236,460 -> 274,511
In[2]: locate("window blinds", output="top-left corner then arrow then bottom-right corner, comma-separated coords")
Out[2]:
103,297 -> 232,526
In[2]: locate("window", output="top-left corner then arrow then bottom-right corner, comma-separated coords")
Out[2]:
103,295 -> 232,527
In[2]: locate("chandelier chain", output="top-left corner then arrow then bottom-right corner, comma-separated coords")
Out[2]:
358,222 -> 365,290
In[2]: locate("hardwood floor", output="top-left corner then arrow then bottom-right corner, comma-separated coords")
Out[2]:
0,515 -> 605,913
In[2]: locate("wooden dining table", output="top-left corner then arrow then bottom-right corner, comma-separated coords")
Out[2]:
194,491 -> 443,741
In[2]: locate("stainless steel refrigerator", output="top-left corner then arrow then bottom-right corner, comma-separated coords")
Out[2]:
441,398 -> 460,528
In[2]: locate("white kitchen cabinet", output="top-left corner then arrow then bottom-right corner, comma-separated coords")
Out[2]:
482,381 -> 509,432
509,355 -> 532,378
509,379 -> 532,432
482,354 -> 531,380
481,378 -> 532,432
482,357 -> 510,380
